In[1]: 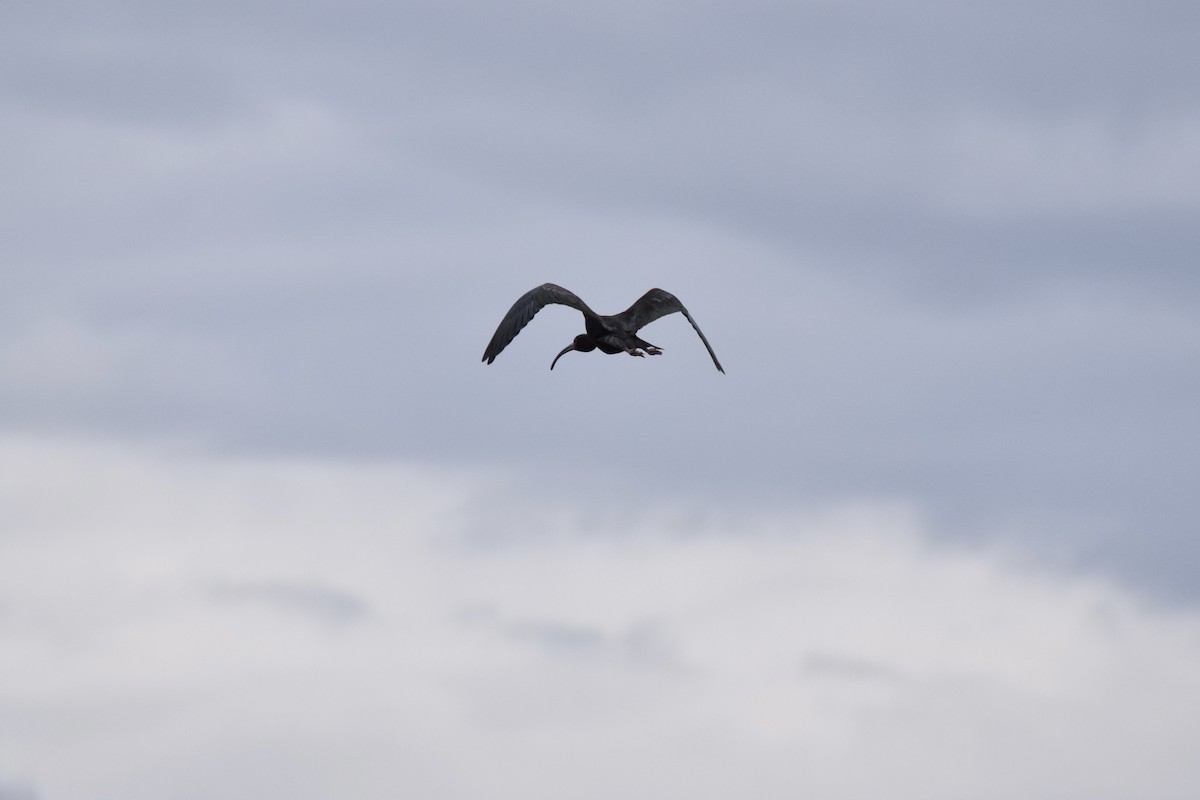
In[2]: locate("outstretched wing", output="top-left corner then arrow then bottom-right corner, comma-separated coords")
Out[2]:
482,283 -> 600,364
619,288 -> 725,373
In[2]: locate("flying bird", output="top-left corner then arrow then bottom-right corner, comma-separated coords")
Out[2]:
482,283 -> 724,373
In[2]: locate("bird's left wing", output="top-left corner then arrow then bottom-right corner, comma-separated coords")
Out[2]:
482,283 -> 600,364
619,288 -> 725,373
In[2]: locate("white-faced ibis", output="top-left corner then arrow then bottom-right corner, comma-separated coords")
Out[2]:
482,283 -> 724,372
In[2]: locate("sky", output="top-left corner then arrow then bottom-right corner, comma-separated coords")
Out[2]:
2,0 -> 1199,797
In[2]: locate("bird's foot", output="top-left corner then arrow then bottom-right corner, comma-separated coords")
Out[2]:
626,349 -> 646,358
643,345 -> 663,356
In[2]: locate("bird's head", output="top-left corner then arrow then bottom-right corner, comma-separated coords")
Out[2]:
550,334 -> 595,370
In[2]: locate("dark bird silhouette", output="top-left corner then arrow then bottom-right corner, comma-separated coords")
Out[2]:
482,283 -> 724,372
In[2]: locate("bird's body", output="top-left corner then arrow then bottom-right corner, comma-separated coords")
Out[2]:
482,283 -> 724,372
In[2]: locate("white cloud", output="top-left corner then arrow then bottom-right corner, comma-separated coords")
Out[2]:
2,436 -> 1198,799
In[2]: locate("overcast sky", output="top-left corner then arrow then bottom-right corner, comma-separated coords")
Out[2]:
3,1 -> 1200,797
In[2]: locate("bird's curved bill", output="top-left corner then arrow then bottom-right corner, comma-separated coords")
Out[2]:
550,343 -> 575,370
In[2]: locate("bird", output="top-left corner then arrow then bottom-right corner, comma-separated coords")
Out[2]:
482,283 -> 724,373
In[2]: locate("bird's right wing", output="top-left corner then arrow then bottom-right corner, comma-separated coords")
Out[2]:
482,283 -> 600,364
620,288 -> 725,373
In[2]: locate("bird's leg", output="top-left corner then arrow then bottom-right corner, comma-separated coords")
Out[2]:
625,342 -> 663,357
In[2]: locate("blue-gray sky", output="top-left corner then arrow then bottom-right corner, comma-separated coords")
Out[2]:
3,1 -> 1200,797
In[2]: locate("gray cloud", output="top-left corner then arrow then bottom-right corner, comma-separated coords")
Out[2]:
2,0 -> 1198,604
460,605 -> 680,668
801,651 -> 908,685
208,578 -> 370,627
0,780 -> 38,800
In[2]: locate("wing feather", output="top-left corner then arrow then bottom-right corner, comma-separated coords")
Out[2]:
482,283 -> 599,364
619,288 -> 725,373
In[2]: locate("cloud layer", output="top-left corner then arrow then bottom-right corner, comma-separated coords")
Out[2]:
4,0 -> 1199,600
4,5 -> 1200,789
3,437 -> 1199,798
